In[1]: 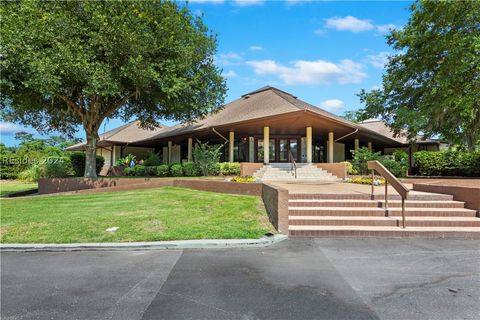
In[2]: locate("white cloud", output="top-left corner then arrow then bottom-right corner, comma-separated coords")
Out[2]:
319,99 -> 346,111
249,45 -> 264,51
223,70 -> 238,78
246,59 -> 367,85
376,24 -> 398,34
0,121 -> 29,134
325,16 -> 374,33
286,0 -> 313,6
366,51 -> 390,68
215,52 -> 243,66
233,0 -> 264,6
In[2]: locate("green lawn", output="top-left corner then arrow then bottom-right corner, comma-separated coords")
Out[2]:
0,180 -> 38,197
0,187 -> 273,243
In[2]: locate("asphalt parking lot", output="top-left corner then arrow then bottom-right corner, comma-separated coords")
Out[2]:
1,238 -> 479,320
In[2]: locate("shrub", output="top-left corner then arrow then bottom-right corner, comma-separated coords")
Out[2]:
350,147 -> 382,175
349,177 -> 385,185
124,167 -> 135,176
182,162 -> 200,177
143,152 -> 162,166
414,150 -> 480,177
115,154 -> 136,167
170,164 -> 183,177
156,164 -> 170,177
42,157 -> 72,178
132,165 -> 146,176
0,154 -> 22,179
343,161 -> 357,175
18,164 -> 42,182
70,152 -> 105,176
144,166 -> 157,176
193,141 -> 221,176
230,176 -> 256,183
217,162 -> 240,176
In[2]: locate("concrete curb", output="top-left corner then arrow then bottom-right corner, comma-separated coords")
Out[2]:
0,234 -> 288,252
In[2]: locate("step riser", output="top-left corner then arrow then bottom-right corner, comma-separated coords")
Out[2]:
288,202 -> 465,208
289,220 -> 480,227
289,195 -> 454,201
288,210 -> 478,217
289,230 -> 480,238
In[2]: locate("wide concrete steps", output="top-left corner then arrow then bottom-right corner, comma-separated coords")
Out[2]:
253,164 -> 341,182
287,192 -> 480,238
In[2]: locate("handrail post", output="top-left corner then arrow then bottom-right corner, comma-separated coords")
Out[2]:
401,197 -> 406,228
371,169 -> 375,199
384,180 -> 388,216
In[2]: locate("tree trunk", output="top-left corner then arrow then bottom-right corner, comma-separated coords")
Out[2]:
85,131 -> 99,178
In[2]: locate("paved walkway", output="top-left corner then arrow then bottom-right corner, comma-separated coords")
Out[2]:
2,238 -> 479,320
271,181 -> 414,195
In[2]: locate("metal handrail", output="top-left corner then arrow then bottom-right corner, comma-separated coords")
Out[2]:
288,150 -> 297,179
367,160 -> 409,228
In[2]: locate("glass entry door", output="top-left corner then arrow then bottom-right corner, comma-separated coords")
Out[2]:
278,138 -> 299,162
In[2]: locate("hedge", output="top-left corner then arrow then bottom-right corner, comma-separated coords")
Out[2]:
414,150 -> 480,177
123,162 -> 240,177
69,152 -> 105,176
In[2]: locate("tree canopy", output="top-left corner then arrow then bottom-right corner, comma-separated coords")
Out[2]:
356,0 -> 480,149
1,0 -> 226,177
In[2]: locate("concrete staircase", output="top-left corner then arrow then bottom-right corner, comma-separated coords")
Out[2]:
288,192 -> 480,238
253,163 -> 340,182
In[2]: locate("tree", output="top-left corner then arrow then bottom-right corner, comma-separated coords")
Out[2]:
1,0 -> 226,177
356,1 -> 480,149
342,110 -> 362,123
192,140 -> 222,176
14,132 -> 34,143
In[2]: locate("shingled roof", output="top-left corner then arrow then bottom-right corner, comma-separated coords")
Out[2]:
359,120 -> 440,145
136,86 -> 383,143
66,120 -> 168,151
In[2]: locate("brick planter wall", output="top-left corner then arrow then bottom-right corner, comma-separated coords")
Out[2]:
240,163 -> 264,176
413,183 -> 480,212
173,179 -> 262,196
315,163 -> 347,179
261,183 -> 289,233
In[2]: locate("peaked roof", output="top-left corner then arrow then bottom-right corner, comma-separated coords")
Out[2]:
137,85 -> 372,142
359,120 -> 440,145
66,120 -> 168,151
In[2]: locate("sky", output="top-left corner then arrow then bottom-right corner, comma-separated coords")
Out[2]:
0,0 -> 413,146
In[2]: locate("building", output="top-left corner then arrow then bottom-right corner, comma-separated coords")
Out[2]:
67,86 -> 443,168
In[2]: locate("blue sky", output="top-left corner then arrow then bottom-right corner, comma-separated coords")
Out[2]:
0,0 -> 413,146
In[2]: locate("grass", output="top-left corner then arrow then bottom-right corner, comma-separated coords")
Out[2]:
0,187 -> 274,243
0,180 -> 38,197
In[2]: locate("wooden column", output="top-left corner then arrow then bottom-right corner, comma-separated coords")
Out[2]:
354,138 -> 360,151
168,141 -> 172,164
229,131 -> 234,163
306,126 -> 312,163
263,126 -> 269,164
187,138 -> 193,162
328,131 -> 334,163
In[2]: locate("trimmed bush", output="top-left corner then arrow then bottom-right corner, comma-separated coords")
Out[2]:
217,162 -> 240,176
343,161 -> 357,175
124,167 -> 135,176
414,150 -> 480,177
132,165 -> 146,176
156,164 -> 170,177
69,152 -> 105,176
182,162 -> 200,177
143,152 -> 162,166
170,164 -> 183,177
144,166 -> 157,176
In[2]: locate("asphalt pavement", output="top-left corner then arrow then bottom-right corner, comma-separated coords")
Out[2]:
1,238 -> 479,320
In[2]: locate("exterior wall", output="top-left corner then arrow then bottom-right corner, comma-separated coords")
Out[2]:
334,142 -> 345,162
240,162 -> 264,176
315,163 -> 347,179
261,183 -> 289,233
96,147 -> 113,167
171,145 -> 181,163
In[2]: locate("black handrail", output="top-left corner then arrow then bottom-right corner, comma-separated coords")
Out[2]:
288,150 -> 297,179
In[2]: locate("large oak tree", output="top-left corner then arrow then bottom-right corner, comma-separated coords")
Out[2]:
356,0 -> 480,149
1,0 -> 226,177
